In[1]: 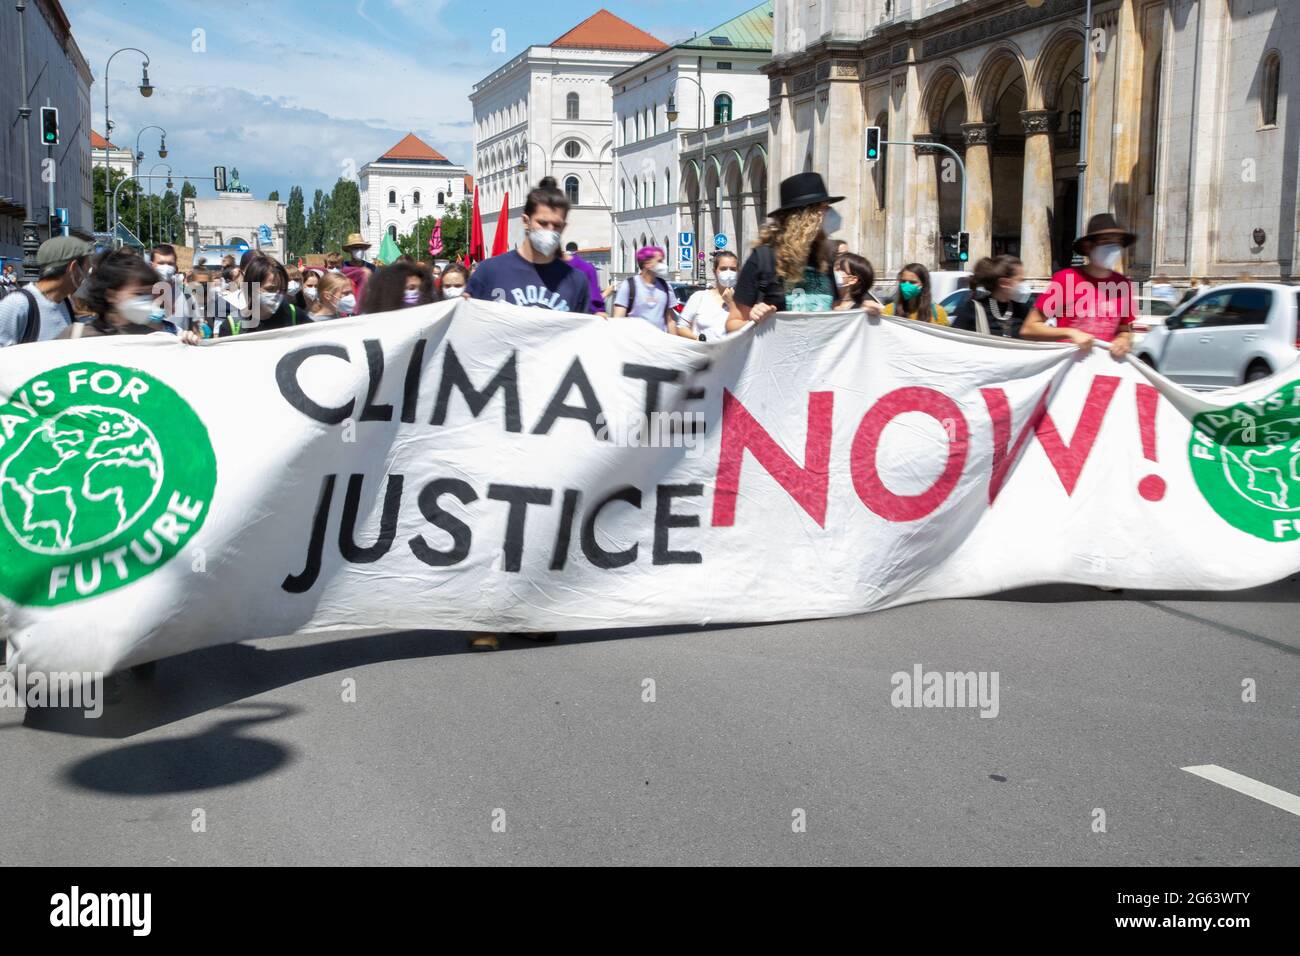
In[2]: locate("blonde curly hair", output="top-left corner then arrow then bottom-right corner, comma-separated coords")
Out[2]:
757,206 -> 830,284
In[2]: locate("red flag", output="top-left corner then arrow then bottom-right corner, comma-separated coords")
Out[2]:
468,187 -> 485,263
428,219 -> 443,257
490,192 -> 510,257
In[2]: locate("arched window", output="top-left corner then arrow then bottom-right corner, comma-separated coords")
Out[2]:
1262,52 -> 1281,126
388,190 -> 396,204
387,225 -> 397,240
565,176 -> 580,205
650,106 -> 657,136
413,190 -> 421,205
437,191 -> 445,205
635,178 -> 641,208
713,94 -> 732,126
651,179 -> 656,206
564,140 -> 581,159
567,92 -> 580,120
621,179 -> 627,211
665,169 -> 671,205
636,113 -> 643,141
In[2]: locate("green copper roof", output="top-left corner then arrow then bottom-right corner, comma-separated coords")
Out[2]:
677,0 -> 773,52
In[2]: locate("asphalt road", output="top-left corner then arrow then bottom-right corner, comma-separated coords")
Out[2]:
2,579 -> 1298,866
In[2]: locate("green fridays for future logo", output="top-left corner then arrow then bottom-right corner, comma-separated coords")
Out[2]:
0,363 -> 216,606
1189,379 -> 1300,542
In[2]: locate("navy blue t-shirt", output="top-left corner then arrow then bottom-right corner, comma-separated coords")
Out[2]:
466,250 -> 590,314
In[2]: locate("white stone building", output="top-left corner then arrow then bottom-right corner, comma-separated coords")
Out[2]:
183,191 -> 287,261
470,10 -> 668,280
359,133 -> 468,251
765,0 -> 1300,283
611,1 -> 774,280
91,131 -> 133,178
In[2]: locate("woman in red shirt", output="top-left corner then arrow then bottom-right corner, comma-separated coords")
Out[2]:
1020,213 -> 1137,358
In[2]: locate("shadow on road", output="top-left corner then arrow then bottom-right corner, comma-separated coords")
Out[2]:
19,622 -> 741,742
17,576 -> 1298,744
59,702 -> 296,795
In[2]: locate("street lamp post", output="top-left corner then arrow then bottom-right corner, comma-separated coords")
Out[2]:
102,47 -> 154,236
515,141 -> 548,179
398,192 -> 422,259
134,125 -> 167,241
1074,0 -> 1094,265
148,163 -> 172,247
15,1 -> 41,281
666,73 -> 708,280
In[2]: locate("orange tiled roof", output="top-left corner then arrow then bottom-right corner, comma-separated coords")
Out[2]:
91,130 -> 117,149
551,9 -> 667,52
380,132 -> 449,162
464,174 -> 475,193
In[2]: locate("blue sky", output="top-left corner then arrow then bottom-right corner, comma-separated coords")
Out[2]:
65,0 -> 762,201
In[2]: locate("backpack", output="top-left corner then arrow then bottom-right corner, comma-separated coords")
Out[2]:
622,274 -> 672,325
17,289 -> 75,345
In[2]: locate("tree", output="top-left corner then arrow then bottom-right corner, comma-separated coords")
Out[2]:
286,185 -> 306,257
268,189 -> 280,202
324,177 -> 360,252
93,166 -> 140,234
306,188 -> 330,254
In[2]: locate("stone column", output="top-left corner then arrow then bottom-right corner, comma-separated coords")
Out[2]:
912,135 -> 942,266
961,122 -> 997,263
1019,109 -> 1059,279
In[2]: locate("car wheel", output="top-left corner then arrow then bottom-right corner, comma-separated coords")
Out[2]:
1245,361 -> 1272,383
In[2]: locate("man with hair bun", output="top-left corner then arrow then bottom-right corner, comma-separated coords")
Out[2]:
465,176 -> 589,315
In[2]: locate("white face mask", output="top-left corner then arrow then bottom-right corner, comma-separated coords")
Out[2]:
822,207 -> 843,235
1013,280 -> 1033,303
650,262 -> 668,279
303,286 -> 318,301
119,295 -> 160,326
287,281 -> 301,294
1089,243 -> 1123,271
443,285 -> 464,299
338,293 -> 357,315
716,269 -> 737,288
527,227 -> 562,257
156,264 -> 176,280
259,291 -> 284,313
834,271 -> 852,289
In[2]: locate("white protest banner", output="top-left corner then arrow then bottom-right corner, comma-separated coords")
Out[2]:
2,298 -> 1299,674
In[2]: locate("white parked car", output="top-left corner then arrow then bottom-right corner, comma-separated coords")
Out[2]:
1134,283 -> 1300,389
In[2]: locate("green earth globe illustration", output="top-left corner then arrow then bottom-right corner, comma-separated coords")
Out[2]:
0,406 -> 163,556
1220,423 -> 1300,513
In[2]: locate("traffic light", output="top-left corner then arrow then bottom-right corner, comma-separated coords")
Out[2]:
956,231 -> 970,264
214,165 -> 227,191
40,107 -> 59,146
865,126 -> 881,161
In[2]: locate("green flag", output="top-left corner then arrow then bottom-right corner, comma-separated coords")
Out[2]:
377,231 -> 402,265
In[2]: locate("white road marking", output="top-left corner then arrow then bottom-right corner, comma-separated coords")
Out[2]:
1182,764 -> 1300,818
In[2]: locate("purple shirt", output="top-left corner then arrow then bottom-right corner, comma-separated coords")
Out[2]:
566,253 -> 605,314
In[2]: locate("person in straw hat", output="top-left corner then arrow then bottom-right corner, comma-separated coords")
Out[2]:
342,232 -> 375,273
1020,212 -> 1138,358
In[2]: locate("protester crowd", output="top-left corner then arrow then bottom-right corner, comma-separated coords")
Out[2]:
0,171 -> 1163,650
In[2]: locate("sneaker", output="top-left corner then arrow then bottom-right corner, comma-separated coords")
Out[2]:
468,633 -> 501,652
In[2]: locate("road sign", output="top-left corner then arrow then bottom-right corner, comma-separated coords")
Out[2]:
679,245 -> 692,266
214,166 -> 227,191
678,231 -> 694,248
713,233 -> 727,250
258,224 -> 273,245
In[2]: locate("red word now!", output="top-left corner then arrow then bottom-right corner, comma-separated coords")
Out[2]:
710,375 -> 1123,528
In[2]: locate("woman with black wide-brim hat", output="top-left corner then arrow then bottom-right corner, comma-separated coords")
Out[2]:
1020,212 -> 1138,358
727,172 -> 878,331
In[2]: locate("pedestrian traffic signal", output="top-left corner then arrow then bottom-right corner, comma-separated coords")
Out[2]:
865,126 -> 881,161
214,166 -> 227,191
40,107 -> 59,146
957,231 -> 970,263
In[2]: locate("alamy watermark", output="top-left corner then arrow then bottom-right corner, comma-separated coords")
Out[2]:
0,665 -> 103,717
890,664 -> 999,718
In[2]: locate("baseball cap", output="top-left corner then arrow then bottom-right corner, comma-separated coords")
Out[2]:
36,235 -> 95,275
